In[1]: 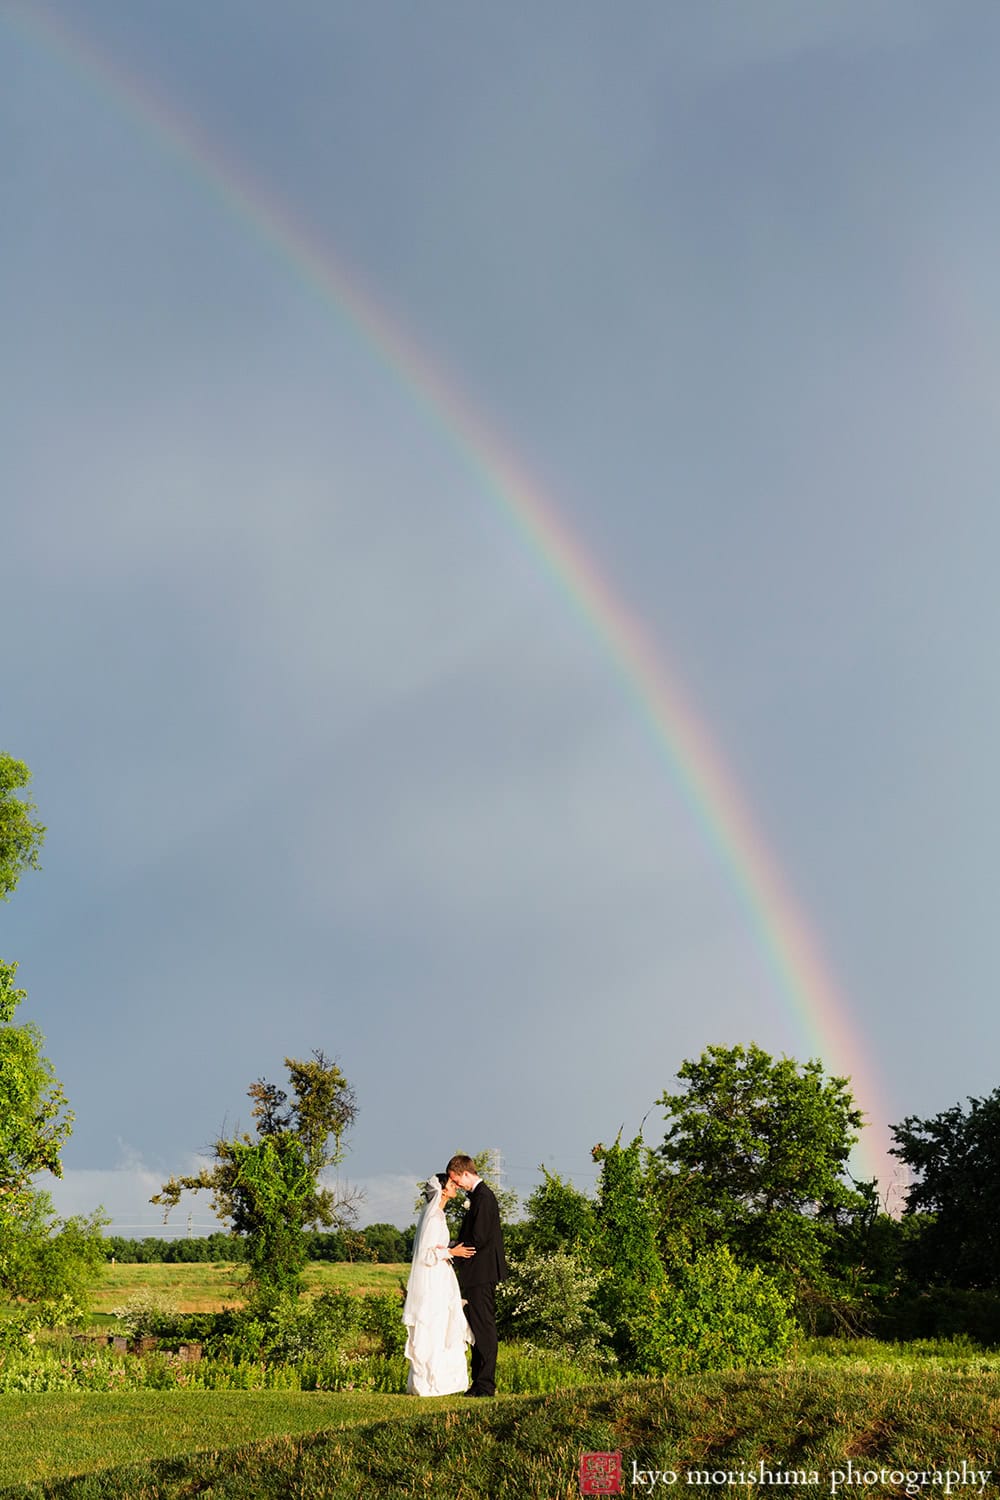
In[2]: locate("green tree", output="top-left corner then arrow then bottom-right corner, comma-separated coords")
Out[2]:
0,959 -> 104,1320
0,754 -> 45,901
0,755 -> 105,1325
654,1043 -> 870,1300
360,1222 -> 408,1263
890,1088 -> 1000,1290
0,753 -> 60,1208
0,960 -> 74,1205
590,1133 -> 666,1365
1,1192 -> 106,1308
518,1166 -> 595,1257
153,1051 -> 358,1304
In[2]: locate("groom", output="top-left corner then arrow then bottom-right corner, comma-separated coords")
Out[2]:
447,1152 -> 508,1397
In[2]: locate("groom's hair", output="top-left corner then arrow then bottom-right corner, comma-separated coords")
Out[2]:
447,1154 -> 476,1176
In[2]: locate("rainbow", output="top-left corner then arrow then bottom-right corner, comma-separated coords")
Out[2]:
7,2 -> 891,1179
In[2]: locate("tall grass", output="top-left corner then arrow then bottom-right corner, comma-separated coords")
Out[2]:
86,1260 -> 404,1317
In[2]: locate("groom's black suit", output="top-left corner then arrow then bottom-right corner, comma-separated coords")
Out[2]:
454,1180 -> 507,1396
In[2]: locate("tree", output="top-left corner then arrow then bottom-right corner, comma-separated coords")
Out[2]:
523,1167 -> 595,1255
0,959 -> 74,1209
0,754 -> 105,1324
153,1051 -> 359,1304
653,1043 -> 869,1297
590,1133 -> 666,1364
890,1088 -> 1000,1290
0,754 -> 45,901
358,1222 -> 408,1263
0,755 -> 62,1209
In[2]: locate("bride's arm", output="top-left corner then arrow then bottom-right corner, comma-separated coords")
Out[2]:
416,1208 -> 453,1266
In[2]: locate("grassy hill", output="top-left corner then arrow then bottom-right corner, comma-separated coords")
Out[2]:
3,1361 -> 1000,1498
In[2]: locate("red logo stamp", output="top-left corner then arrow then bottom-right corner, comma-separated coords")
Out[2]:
579,1451 -> 622,1495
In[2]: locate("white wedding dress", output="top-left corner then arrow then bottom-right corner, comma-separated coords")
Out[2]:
402,1185 -> 472,1396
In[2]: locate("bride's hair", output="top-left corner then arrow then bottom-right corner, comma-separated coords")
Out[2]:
422,1172 -> 449,1203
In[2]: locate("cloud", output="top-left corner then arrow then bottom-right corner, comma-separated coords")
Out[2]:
44,1147 -> 223,1237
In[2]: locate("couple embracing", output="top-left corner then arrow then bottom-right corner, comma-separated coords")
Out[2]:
402,1153 -> 507,1398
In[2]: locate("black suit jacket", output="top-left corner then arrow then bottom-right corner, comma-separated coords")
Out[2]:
454,1180 -> 508,1288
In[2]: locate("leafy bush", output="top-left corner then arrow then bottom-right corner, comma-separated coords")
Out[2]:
307,1290 -> 365,1347
358,1290 -> 406,1357
213,1288 -> 401,1365
0,1293 -> 84,1351
496,1249 -> 610,1360
632,1245 -> 796,1375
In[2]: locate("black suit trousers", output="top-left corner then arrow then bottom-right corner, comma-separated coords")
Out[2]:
463,1282 -> 498,1395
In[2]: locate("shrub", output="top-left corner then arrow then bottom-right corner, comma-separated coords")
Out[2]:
496,1249 -> 611,1360
359,1290 -> 406,1357
633,1245 -> 796,1375
307,1289 -> 365,1346
0,1293 -> 84,1351
215,1287 -> 381,1365
110,1292 -> 181,1342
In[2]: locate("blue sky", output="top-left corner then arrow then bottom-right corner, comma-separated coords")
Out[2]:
4,1 -> 999,1232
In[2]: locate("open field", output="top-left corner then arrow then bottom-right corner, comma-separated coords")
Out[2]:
89,1260 -> 407,1316
3,1362 -> 1000,1498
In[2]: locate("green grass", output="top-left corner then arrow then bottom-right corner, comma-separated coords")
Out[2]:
3,1366 -> 1000,1499
798,1334 -> 1000,1372
0,1389 -> 406,1492
88,1260 -> 406,1318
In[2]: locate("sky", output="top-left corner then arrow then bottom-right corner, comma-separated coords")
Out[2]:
4,0 -> 1000,1235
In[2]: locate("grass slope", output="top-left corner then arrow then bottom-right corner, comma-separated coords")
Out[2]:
0,1390 -> 406,1492
4,1368 -> 1000,1499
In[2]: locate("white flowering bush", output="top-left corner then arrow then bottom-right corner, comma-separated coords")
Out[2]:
110,1291 -> 180,1341
496,1249 -> 611,1361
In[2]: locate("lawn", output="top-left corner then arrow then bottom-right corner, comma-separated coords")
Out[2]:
0,1389 -> 415,1492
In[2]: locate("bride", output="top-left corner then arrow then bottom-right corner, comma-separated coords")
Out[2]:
402,1173 -> 475,1396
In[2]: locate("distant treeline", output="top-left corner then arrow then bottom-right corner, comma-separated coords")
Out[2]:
102,1224 -> 415,1264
